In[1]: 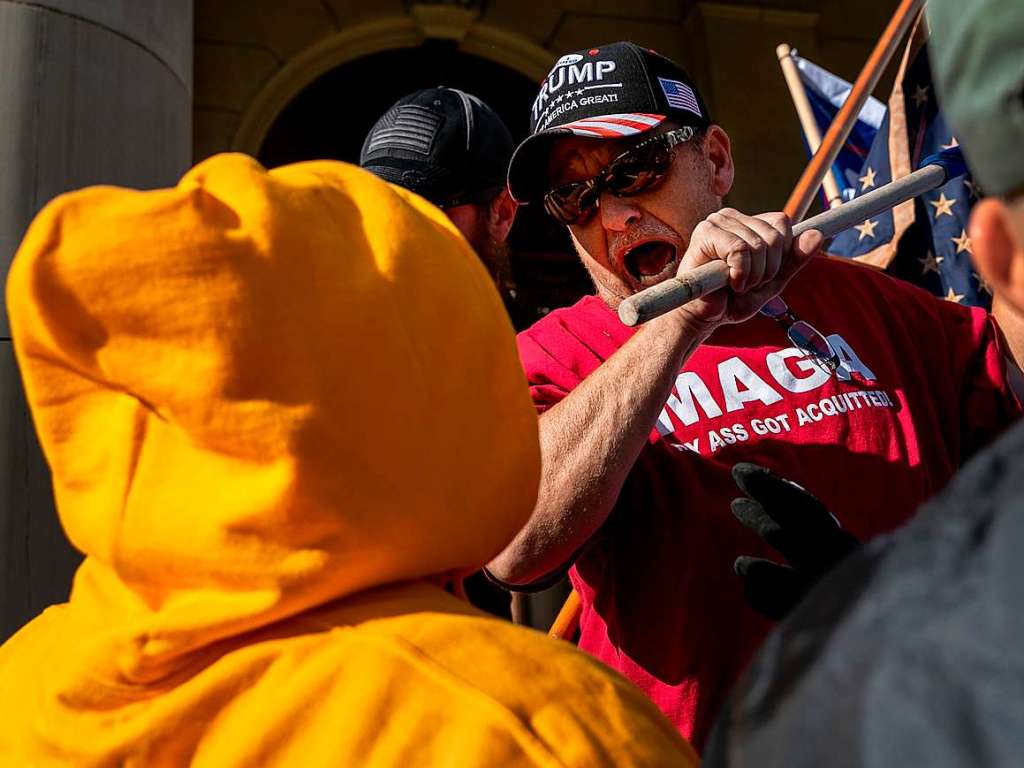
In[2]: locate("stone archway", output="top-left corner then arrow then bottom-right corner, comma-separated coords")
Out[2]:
232,17 -> 554,157
255,41 -> 540,168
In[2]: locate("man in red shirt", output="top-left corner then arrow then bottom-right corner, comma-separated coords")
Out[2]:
486,41 -> 1019,751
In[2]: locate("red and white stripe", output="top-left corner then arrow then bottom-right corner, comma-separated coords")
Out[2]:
560,113 -> 665,138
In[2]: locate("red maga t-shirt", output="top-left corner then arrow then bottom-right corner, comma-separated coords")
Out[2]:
517,257 -> 1019,751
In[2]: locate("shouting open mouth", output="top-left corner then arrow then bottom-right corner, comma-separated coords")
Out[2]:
620,239 -> 681,289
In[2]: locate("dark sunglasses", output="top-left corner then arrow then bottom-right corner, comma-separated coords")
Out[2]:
760,296 -> 839,372
543,126 -> 697,226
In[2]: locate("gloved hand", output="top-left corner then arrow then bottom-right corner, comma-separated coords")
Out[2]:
731,462 -> 860,620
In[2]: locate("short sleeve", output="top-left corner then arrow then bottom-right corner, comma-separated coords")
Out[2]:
516,327 -> 583,413
514,296 -> 629,413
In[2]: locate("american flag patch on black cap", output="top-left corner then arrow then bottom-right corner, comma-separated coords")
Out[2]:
364,104 -> 441,157
658,78 -> 702,117
360,87 -> 514,209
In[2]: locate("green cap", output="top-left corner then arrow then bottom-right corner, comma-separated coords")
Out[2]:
928,0 -> 1024,196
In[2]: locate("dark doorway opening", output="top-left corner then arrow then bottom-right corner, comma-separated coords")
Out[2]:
259,40 -> 590,328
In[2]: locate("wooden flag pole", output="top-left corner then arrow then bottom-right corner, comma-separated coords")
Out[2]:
548,588 -> 581,640
777,44 -> 844,210
784,0 -> 923,222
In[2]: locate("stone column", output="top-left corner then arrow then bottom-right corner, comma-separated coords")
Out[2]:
0,0 -> 193,639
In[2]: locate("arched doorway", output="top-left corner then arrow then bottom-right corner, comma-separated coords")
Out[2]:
257,41 -> 590,331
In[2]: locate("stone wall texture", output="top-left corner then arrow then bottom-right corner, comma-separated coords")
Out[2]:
0,0 -> 193,639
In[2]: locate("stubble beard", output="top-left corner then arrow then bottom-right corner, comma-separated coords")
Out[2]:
469,227 -> 513,294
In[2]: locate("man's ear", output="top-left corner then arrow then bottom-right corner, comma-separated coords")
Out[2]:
488,189 -> 519,243
971,198 -> 1024,314
705,125 -> 735,198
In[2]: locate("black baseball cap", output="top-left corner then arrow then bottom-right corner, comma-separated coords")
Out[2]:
360,87 -> 514,208
507,42 -> 712,203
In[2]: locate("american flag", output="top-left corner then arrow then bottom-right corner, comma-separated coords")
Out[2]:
658,78 -> 702,117
826,19 -> 989,309
791,52 -> 885,202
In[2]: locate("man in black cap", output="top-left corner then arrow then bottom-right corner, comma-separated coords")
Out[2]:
486,41 -> 1019,751
361,87 -> 522,324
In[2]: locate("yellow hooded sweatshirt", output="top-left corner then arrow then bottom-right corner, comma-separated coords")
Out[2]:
0,155 -> 697,767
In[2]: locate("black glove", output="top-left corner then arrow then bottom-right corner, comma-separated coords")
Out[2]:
730,462 -> 860,620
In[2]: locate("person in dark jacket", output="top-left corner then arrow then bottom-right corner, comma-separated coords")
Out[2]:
704,2 -> 1024,764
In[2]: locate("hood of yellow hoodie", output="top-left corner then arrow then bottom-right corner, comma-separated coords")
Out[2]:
6,154 -> 539,685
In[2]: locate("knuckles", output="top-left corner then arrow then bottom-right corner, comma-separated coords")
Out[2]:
725,237 -> 751,258
694,210 -> 788,267
692,219 -> 715,238
760,211 -> 791,231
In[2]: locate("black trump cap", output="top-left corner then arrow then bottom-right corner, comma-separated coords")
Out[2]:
507,42 -> 712,203
360,87 -> 514,208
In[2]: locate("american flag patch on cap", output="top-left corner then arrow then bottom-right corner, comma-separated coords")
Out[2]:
365,104 -> 441,157
560,113 -> 665,138
658,78 -> 702,117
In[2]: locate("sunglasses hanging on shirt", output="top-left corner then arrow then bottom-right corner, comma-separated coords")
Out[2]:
759,296 -> 840,373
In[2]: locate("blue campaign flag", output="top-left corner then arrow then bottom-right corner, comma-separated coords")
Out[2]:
792,52 -> 885,201
825,28 -> 989,310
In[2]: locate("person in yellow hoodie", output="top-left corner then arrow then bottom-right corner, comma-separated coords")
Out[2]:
0,153 -> 696,767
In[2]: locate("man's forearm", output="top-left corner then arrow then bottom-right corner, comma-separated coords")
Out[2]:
488,311 -> 714,585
